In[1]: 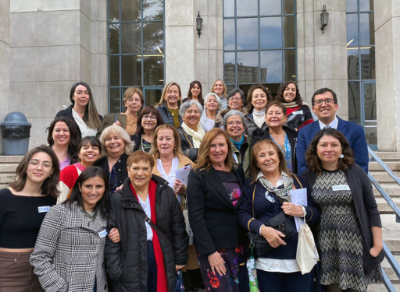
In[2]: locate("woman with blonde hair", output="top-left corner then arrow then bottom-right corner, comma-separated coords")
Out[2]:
211,79 -> 228,110
99,87 -> 144,136
56,81 -> 102,138
156,82 -> 183,127
95,125 -> 133,196
187,128 -> 248,292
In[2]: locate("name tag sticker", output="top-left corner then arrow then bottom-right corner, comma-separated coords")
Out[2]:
332,185 -> 350,191
292,110 -> 303,115
38,206 -> 51,213
98,230 -> 108,238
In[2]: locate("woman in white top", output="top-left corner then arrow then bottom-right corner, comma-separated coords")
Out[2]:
200,93 -> 222,132
55,82 -> 102,138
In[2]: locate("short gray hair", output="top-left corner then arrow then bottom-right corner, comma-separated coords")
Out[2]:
99,125 -> 134,156
204,93 -> 222,111
223,110 -> 245,127
179,100 -> 203,116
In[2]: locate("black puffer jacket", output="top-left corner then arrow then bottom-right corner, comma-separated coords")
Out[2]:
156,104 -> 183,127
105,175 -> 188,292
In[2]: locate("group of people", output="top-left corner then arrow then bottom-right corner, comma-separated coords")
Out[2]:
0,79 -> 384,292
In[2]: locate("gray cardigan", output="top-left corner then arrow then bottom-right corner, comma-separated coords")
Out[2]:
303,163 -> 384,274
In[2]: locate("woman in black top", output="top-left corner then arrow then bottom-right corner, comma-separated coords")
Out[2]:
131,106 -> 163,153
0,145 -> 60,292
187,129 -> 248,292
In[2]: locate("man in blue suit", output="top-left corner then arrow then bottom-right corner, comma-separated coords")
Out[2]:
297,88 -> 368,175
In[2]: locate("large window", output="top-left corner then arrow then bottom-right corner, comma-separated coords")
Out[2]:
223,0 -> 296,94
108,0 -> 165,112
346,0 -> 376,146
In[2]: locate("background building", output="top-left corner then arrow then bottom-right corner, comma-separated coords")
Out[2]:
0,0 -> 399,152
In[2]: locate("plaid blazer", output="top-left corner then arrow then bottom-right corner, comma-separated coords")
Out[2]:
30,202 -> 108,292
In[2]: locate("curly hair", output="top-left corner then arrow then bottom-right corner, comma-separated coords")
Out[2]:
276,81 -> 303,105
305,128 -> 354,175
193,129 -> 234,172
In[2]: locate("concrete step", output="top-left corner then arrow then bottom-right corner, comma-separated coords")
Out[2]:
368,283 -> 400,291
373,184 -> 400,198
380,256 -> 400,283
0,163 -> 19,173
0,173 -> 17,184
376,197 -> 400,214
370,172 -> 400,184
0,183 -> 9,189
369,161 -> 400,172
0,156 -> 23,163
372,152 -> 400,161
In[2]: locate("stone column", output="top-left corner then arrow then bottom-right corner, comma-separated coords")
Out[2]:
9,0 -> 108,148
194,0 -> 223,94
375,2 -> 400,151
165,0 -> 196,95
297,0 -> 348,119
0,0 -> 10,154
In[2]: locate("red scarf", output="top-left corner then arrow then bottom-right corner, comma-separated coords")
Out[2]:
130,180 -> 168,292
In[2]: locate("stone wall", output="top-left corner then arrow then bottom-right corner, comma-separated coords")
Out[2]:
9,0 -> 108,148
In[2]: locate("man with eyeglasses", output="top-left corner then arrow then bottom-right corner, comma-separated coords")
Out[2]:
296,88 -> 368,175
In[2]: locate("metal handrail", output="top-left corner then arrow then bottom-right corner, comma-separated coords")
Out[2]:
368,147 -> 400,291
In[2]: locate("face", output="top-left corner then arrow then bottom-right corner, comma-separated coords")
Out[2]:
209,135 -> 228,166
124,92 -> 142,114
283,83 -> 297,103
79,176 -> 105,212
79,143 -> 101,166
157,129 -> 176,156
226,116 -> 245,139
316,135 -> 342,165
104,133 -> 125,156
265,105 -> 287,128
205,96 -> 218,111
251,88 -> 268,111
127,160 -> 152,189
166,85 -> 180,106
141,112 -> 158,131
256,144 -> 280,175
73,85 -> 90,107
191,83 -> 201,97
26,152 -> 54,184
312,91 -> 338,120
52,121 -> 70,146
182,104 -> 201,127
213,80 -> 224,96
228,93 -> 243,110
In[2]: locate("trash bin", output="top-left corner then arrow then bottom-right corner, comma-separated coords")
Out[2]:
1,112 -> 32,155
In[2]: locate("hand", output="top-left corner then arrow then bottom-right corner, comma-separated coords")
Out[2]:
114,184 -> 123,192
113,120 -> 122,127
281,202 -> 304,217
108,228 -> 121,243
370,245 -> 383,257
260,226 -> 286,248
174,180 -> 186,195
208,252 -> 226,276
176,265 -> 185,271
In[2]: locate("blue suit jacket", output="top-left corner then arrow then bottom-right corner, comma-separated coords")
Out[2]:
296,117 -> 369,175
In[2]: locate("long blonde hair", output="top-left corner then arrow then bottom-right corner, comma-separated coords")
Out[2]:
157,82 -> 182,108
193,128 -> 234,172
211,79 -> 228,99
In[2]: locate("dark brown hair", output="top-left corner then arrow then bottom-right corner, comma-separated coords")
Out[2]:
276,81 -> 303,105
135,106 -> 163,135
10,145 -> 60,198
47,116 -> 81,164
193,129 -> 234,172
305,128 -> 354,175
246,84 -> 273,113
186,80 -> 204,105
250,139 -> 291,181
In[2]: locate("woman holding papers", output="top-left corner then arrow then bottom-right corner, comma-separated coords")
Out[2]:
150,124 -> 200,291
237,139 -> 319,292
302,128 -> 383,292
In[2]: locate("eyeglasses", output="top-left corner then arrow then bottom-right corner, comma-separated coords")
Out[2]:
143,115 -> 157,120
28,159 -> 53,169
314,98 -> 334,106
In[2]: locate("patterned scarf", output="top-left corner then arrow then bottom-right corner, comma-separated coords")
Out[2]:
181,122 -> 205,148
257,171 -> 293,202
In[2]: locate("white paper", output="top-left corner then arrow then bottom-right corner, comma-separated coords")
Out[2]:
175,165 -> 192,186
290,188 -> 308,232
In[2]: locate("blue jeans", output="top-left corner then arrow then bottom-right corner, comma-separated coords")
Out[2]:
257,269 -> 312,292
147,241 -> 158,292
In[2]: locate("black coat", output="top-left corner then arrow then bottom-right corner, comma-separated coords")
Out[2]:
176,127 -> 199,162
156,104 -> 183,127
187,167 -> 247,256
105,175 -> 189,292
252,126 -> 298,173
95,153 -> 129,195
303,164 -> 384,274
55,105 -> 102,132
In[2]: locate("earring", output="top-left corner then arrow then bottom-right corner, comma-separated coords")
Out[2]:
339,154 -> 344,159
49,174 -> 52,178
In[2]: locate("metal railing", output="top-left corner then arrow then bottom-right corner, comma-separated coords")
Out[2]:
368,147 -> 400,291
